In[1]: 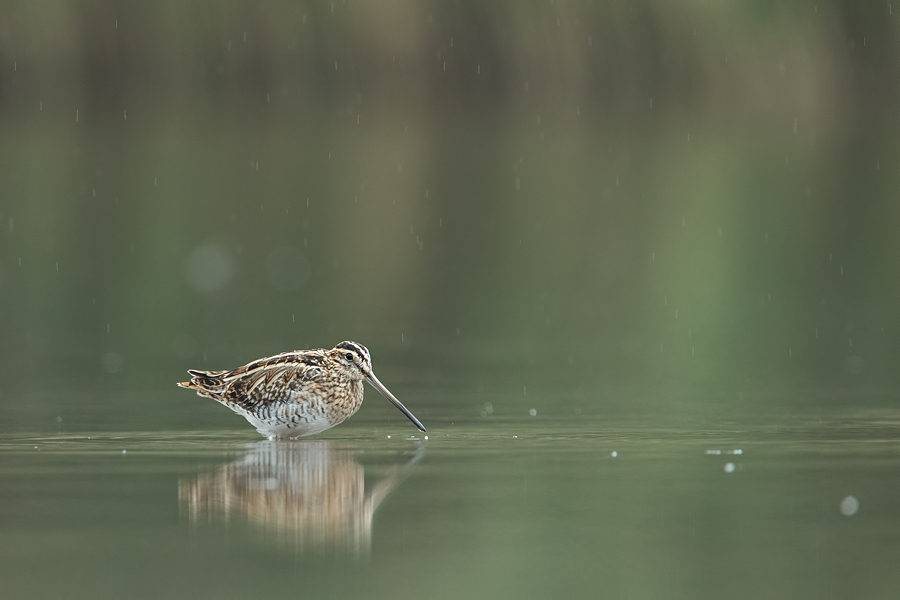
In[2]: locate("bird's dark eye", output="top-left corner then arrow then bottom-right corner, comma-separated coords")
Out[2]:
345,353 -> 354,361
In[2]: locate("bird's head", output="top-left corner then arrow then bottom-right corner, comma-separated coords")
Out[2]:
330,341 -> 373,381
328,340 -> 425,432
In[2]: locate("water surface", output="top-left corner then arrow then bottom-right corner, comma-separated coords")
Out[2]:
2,401 -> 898,599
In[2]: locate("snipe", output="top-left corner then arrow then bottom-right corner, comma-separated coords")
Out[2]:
177,341 -> 425,438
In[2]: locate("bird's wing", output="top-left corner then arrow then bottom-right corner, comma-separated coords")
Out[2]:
182,350 -> 329,411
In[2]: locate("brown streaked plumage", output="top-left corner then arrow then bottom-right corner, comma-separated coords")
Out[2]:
177,341 -> 426,438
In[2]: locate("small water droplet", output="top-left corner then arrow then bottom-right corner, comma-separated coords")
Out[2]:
840,496 -> 859,516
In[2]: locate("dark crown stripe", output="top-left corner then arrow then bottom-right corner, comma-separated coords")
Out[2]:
335,341 -> 369,358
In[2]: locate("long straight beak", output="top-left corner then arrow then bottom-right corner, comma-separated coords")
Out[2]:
365,372 -> 426,432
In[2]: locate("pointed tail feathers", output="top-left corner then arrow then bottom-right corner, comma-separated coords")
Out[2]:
177,369 -> 228,400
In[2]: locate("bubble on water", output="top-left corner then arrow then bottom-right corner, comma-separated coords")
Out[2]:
122,450 -> 127,454
611,451 -> 617,457
184,243 -> 234,292
56,416 -> 62,423
846,355 -> 865,375
265,246 -> 310,292
529,409 -> 537,416
724,462 -> 736,473
705,449 -> 722,455
731,449 -> 743,455
424,436 -> 428,440
840,496 -> 859,516
102,352 -> 125,373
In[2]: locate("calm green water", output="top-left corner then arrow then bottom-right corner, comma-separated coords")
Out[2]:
2,3 -> 900,598
2,398 -> 899,600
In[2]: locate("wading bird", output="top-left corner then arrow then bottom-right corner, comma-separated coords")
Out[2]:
178,341 -> 425,438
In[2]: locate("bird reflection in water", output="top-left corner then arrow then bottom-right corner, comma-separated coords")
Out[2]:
179,440 -> 424,555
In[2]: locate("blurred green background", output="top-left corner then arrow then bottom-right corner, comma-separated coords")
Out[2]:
1,1 -> 898,425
